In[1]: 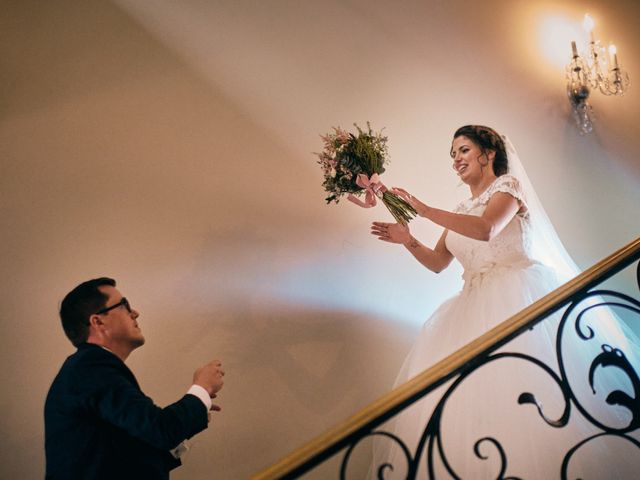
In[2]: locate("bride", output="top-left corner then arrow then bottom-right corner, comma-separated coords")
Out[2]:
368,125 -> 639,479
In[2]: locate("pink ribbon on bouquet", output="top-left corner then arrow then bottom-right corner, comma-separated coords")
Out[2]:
347,173 -> 388,208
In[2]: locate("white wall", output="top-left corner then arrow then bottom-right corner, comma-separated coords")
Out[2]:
1,0 -> 639,478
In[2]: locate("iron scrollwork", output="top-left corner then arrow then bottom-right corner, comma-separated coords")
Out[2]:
340,262 -> 640,479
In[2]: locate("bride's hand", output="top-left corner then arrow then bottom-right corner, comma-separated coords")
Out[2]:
392,187 -> 428,217
371,221 -> 411,244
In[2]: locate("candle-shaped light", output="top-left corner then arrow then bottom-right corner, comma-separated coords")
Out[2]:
609,43 -> 619,69
583,14 -> 595,43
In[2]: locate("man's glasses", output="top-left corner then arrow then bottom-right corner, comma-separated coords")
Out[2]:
95,297 -> 132,315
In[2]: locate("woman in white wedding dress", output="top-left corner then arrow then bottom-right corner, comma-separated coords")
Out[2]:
368,125 -> 639,479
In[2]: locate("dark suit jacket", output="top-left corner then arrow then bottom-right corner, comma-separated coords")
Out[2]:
44,343 -> 208,480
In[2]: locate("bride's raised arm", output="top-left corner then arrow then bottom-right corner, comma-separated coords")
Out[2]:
393,187 -> 521,242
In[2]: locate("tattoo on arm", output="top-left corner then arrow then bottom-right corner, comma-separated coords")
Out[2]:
409,236 -> 420,249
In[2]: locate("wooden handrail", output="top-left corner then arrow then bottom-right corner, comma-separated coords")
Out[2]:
252,236 -> 640,479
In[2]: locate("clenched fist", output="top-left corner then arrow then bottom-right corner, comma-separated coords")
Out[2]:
193,360 -> 225,397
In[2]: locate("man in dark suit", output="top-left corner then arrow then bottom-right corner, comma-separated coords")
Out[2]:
44,277 -> 225,479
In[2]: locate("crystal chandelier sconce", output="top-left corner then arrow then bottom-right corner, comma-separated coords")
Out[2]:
566,14 -> 630,134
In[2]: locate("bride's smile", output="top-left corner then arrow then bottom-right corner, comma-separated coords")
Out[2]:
450,135 -> 497,197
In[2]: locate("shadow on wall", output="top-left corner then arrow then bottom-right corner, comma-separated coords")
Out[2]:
132,304 -> 415,480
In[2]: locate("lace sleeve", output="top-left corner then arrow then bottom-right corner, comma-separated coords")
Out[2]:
487,174 -> 527,208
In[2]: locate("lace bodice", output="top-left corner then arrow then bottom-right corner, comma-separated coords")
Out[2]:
445,175 -> 535,280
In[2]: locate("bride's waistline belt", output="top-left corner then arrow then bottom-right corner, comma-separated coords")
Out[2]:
462,259 -> 541,290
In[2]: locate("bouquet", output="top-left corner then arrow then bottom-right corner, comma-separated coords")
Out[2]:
315,122 -> 416,224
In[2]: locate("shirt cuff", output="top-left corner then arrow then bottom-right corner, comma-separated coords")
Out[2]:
187,384 -> 212,411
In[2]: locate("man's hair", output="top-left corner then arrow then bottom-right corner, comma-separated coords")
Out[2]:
59,277 -> 116,347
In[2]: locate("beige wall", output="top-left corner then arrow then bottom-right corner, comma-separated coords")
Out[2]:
1,0 -> 639,478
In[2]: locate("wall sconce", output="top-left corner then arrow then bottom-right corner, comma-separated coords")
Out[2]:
566,14 -> 630,134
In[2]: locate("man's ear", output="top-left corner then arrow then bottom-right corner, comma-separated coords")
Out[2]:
87,314 -> 104,329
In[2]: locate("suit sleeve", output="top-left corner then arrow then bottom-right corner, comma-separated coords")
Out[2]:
80,355 -> 209,451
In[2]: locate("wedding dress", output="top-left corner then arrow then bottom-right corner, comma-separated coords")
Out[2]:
370,173 -> 640,479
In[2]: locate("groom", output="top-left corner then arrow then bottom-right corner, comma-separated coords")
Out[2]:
44,277 -> 225,479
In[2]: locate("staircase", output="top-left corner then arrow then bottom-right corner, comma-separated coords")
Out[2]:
253,237 -> 640,479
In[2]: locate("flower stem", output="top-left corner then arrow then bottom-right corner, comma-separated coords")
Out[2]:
382,192 -> 417,225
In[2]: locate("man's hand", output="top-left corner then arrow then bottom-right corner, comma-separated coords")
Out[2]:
208,394 -> 222,423
193,360 -> 225,397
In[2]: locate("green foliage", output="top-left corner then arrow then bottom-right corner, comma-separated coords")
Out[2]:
316,122 -> 416,224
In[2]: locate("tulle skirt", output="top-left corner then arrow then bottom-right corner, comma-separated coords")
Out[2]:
371,263 -> 640,479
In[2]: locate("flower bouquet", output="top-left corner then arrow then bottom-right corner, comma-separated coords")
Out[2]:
315,122 -> 416,224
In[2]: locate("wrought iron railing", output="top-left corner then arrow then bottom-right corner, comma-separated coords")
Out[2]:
252,237 -> 640,479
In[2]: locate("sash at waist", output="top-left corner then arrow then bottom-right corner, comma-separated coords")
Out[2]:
461,259 -> 539,290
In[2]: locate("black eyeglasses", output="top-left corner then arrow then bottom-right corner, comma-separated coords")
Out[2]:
95,297 -> 132,315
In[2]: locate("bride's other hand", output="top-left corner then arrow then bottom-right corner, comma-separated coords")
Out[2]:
392,187 -> 428,217
371,222 -> 410,244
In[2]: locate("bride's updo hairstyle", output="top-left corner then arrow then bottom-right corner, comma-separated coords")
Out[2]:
453,125 -> 508,176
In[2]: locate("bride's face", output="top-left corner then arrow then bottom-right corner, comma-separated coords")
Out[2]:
450,135 -> 492,184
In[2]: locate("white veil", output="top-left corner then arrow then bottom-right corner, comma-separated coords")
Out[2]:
502,136 -> 578,283
503,135 -> 640,428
